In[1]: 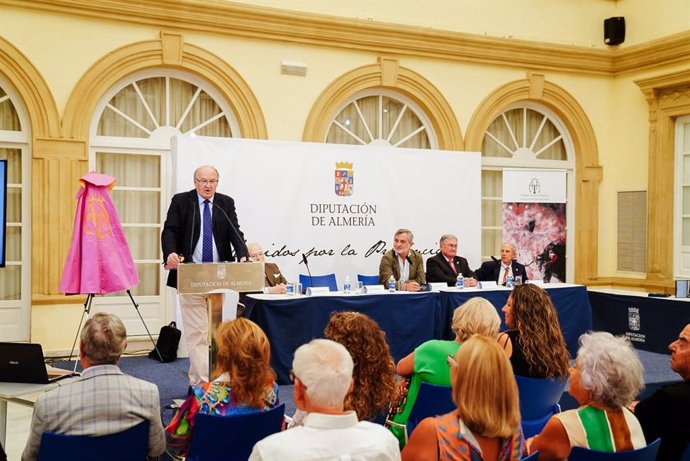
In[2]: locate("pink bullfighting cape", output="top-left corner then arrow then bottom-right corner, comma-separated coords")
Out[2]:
60,172 -> 139,294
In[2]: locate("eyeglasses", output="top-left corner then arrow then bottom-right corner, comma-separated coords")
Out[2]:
288,369 -> 307,388
195,178 -> 218,186
446,354 -> 458,368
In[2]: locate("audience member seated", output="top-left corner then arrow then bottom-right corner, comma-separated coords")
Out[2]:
425,234 -> 478,287
324,312 -> 396,422
166,318 -> 279,456
389,297 -> 500,446
527,332 -> 646,459
378,228 -> 426,292
633,322 -> 690,460
249,339 -> 400,461
21,313 -> 166,461
401,335 -> 524,461
473,242 -> 527,285
247,242 -> 288,294
498,284 -> 570,379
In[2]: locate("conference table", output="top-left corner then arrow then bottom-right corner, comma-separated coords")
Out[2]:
589,288 -> 690,354
244,283 -> 591,384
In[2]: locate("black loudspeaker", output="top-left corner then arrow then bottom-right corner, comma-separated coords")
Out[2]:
604,17 -> 625,45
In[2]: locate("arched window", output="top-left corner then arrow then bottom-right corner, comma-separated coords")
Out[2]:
90,70 -> 238,328
325,90 -> 437,149
0,78 -> 30,341
481,103 -> 574,281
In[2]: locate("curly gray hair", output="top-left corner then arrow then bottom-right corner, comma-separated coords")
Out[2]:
576,331 -> 644,408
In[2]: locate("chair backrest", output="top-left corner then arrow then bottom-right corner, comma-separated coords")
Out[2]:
186,403 -> 285,461
407,382 -> 455,436
299,273 -> 338,291
521,451 -> 539,460
568,438 -> 661,461
37,421 -> 149,461
515,374 -> 566,420
357,274 -> 380,286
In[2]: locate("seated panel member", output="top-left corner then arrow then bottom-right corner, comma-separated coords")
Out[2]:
378,228 -> 426,292
425,234 -> 477,287
247,242 -> 287,294
473,242 -> 528,285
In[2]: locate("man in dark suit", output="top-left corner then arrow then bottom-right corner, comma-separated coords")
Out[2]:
247,242 -> 288,294
161,165 -> 247,384
425,234 -> 478,287
473,242 -> 527,285
634,323 -> 690,460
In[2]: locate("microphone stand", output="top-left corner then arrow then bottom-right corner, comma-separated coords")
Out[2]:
302,254 -> 313,293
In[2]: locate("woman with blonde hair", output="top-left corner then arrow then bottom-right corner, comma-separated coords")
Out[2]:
527,332 -> 646,459
389,297 -> 501,446
166,318 -> 279,455
402,335 -> 524,460
499,283 -> 570,379
324,311 -> 396,422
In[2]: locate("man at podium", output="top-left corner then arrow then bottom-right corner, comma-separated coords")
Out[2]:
162,165 -> 248,384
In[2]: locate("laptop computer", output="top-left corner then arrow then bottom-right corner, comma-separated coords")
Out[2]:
0,342 -> 79,384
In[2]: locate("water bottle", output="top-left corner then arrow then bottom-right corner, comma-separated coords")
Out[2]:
506,272 -> 514,288
456,273 -> 464,289
344,276 -> 352,294
388,275 -> 396,292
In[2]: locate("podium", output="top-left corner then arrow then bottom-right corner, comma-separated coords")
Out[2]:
177,262 -> 265,378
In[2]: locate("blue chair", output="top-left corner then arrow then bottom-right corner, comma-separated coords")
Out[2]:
515,374 -> 566,438
357,274 -> 380,286
299,273 -> 338,292
37,421 -> 149,461
407,382 -> 455,439
185,403 -> 285,461
521,452 -> 539,460
568,438 -> 661,460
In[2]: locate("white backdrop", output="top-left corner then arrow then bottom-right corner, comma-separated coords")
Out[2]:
171,136 -> 481,288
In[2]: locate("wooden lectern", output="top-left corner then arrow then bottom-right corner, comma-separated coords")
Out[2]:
177,262 -> 265,378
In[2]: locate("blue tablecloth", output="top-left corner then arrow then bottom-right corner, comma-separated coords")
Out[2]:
590,290 -> 690,354
244,292 -> 439,384
245,284 -> 591,384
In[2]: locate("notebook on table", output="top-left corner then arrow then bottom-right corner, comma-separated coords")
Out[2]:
0,342 -> 79,384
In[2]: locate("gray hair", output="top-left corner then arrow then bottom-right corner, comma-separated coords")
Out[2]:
80,312 -> 127,365
193,165 -> 219,179
395,228 -> 414,243
439,234 -> 457,245
503,242 -> 517,254
293,339 -> 354,409
451,297 -> 501,341
576,331 -> 644,408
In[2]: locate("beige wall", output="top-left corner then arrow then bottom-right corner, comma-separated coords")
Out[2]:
1,0 -> 689,348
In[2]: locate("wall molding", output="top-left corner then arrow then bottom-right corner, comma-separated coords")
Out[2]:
0,0 -> 663,77
303,57 -> 463,150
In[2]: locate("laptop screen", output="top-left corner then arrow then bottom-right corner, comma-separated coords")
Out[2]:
0,342 -> 57,384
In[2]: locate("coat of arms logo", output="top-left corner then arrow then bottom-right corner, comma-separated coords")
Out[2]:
335,162 -> 353,197
628,307 -> 640,331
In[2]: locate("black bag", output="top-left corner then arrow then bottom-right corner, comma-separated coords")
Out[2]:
149,321 -> 181,362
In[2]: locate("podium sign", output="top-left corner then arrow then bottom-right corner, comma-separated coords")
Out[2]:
177,262 -> 265,294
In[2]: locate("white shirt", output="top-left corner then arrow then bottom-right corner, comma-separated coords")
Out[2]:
249,411 -> 401,461
500,263 -> 512,284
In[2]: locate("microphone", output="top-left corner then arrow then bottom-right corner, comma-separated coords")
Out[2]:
212,201 -> 249,261
491,256 -> 499,263
189,200 -> 196,261
302,253 -> 313,288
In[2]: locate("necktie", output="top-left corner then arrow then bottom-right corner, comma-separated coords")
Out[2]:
502,265 -> 509,284
448,258 -> 458,275
202,199 -> 213,262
